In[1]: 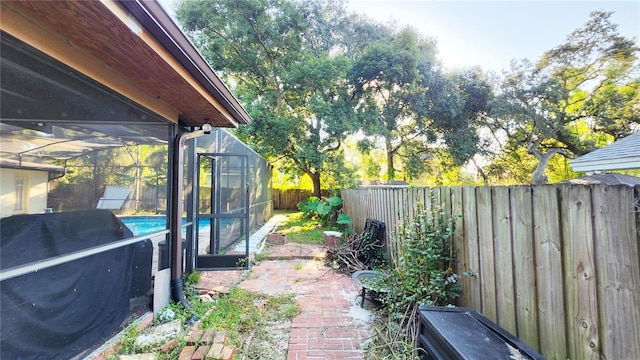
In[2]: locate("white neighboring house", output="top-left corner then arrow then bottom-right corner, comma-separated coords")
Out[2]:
0,159 -> 63,218
570,132 -> 640,173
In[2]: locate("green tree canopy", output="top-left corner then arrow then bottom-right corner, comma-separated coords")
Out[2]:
485,11 -> 639,184
177,0 -> 383,196
347,27 -> 434,180
349,27 -> 491,181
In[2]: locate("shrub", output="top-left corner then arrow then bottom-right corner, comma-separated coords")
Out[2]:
366,192 -> 466,359
297,196 -> 352,229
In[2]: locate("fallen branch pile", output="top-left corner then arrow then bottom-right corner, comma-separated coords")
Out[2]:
326,231 -> 385,275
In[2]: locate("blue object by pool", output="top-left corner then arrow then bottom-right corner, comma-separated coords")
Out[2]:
119,216 -> 213,236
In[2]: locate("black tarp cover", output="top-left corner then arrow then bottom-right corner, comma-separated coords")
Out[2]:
0,210 -> 136,359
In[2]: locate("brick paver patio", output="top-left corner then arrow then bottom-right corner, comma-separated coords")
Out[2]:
198,243 -> 373,360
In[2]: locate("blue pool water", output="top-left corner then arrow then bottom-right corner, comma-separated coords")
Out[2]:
119,216 -> 212,236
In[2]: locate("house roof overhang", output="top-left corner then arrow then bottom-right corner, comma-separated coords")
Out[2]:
569,132 -> 640,172
0,0 -> 251,128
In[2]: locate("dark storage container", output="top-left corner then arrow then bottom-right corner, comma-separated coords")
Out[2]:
130,239 -> 153,298
417,306 -> 546,360
359,218 -> 386,268
158,237 -> 186,270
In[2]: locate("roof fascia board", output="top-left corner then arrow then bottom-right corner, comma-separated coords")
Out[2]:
570,156 -> 640,172
100,0 -> 237,127
118,0 -> 251,126
0,2 -> 180,123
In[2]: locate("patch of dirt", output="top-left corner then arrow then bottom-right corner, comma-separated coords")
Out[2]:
240,320 -> 292,360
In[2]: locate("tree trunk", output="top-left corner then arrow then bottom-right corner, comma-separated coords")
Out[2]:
385,136 -> 395,180
310,172 -> 322,198
531,151 -> 554,184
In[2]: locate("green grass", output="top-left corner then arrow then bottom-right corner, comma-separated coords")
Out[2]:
114,286 -> 300,359
199,288 -> 300,351
275,210 -> 324,244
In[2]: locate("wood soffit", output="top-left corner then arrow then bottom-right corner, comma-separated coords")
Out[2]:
3,0 -> 237,128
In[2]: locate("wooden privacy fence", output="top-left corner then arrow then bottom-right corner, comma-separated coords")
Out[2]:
342,185 -> 640,360
272,189 -> 330,210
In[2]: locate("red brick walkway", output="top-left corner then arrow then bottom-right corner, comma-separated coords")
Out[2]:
262,242 -> 328,260
198,244 -> 373,359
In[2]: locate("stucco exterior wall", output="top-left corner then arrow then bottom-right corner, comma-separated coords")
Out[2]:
0,168 -> 49,218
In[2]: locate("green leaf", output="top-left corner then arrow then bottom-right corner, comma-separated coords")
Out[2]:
316,203 -> 332,216
325,196 -> 343,207
336,213 -> 352,225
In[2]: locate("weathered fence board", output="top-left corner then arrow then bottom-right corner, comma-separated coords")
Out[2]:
532,186 -> 568,359
342,184 -> 640,359
462,186 -> 482,312
272,189 -> 331,210
561,185 -> 600,360
450,187 -> 466,307
593,185 -> 640,359
510,186 -> 539,350
492,186 -> 517,335
476,186 -> 498,323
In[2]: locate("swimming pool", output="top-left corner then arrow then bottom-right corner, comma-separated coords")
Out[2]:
119,216 -> 212,236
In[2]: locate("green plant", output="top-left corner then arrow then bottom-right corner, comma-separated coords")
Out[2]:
264,293 -> 301,320
116,324 -> 140,355
252,251 -> 269,264
368,191 -> 465,359
365,318 -> 420,360
297,196 -> 352,229
185,270 -> 201,286
198,288 -> 300,353
384,204 -> 461,309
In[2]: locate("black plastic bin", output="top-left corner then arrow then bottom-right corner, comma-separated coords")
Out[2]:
130,239 -> 153,297
417,306 -> 546,360
157,238 -> 186,270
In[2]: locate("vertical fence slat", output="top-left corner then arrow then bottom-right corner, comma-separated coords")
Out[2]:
476,186 -> 497,322
381,188 -> 388,240
533,185 -> 567,359
441,186 -> 452,229
561,185 -> 600,360
493,186 -> 517,334
408,187 -> 417,220
510,186 -> 539,351
376,188 -> 381,224
593,185 -> 640,359
451,187 -> 467,306
462,186 -> 482,311
392,188 -> 399,237
398,188 -> 405,229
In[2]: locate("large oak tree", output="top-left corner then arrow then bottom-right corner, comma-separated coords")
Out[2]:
349,27 -> 490,180
177,0 -> 383,196
486,11 -> 639,184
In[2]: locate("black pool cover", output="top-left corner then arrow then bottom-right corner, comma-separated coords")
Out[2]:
0,210 -> 147,359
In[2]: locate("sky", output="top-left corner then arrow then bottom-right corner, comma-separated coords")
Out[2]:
344,0 -> 640,73
159,0 -> 639,73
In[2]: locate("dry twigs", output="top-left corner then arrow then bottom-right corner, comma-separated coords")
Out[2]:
325,232 -> 368,275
